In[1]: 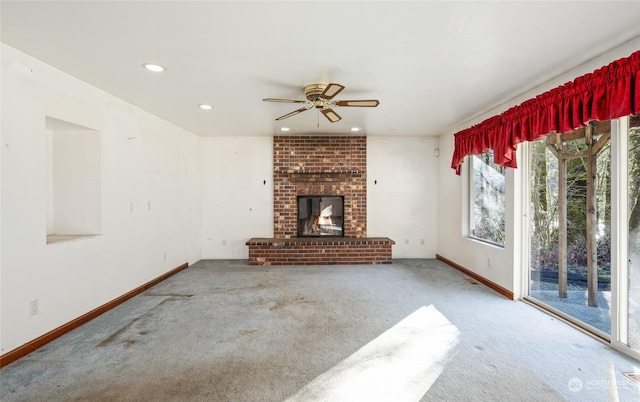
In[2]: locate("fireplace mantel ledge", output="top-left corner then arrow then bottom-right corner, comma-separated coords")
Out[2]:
246,237 -> 394,246
275,170 -> 366,175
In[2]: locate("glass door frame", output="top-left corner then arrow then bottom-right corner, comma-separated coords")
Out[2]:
611,116 -> 640,360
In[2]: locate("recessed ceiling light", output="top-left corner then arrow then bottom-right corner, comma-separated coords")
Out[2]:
199,104 -> 213,110
350,127 -> 361,132
280,127 -> 290,132
142,63 -> 166,72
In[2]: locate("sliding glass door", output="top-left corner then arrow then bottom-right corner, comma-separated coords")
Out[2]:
526,114 -> 640,358
527,123 -> 612,336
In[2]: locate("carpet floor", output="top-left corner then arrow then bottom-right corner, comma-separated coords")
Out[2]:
1,259 -> 639,401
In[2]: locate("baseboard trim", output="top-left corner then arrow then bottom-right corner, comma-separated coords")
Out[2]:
436,254 -> 514,300
0,262 -> 189,368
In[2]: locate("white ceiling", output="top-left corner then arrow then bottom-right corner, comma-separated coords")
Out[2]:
2,1 -> 639,137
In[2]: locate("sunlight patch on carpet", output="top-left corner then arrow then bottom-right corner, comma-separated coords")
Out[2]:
285,305 -> 459,402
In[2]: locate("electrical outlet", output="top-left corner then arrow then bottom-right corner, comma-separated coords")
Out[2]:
404,239 -> 409,245
29,300 -> 39,316
163,252 -> 167,261
488,257 -> 492,267
420,238 -> 425,245
147,201 -> 151,210
129,201 -> 134,212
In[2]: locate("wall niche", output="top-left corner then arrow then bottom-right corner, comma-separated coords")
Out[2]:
45,116 -> 101,244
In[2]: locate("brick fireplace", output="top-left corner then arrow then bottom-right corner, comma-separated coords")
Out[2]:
246,135 -> 394,265
273,135 -> 366,238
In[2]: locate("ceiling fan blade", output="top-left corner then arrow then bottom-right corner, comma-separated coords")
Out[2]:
320,83 -> 345,100
321,108 -> 342,123
275,105 -> 312,121
263,98 -> 307,104
335,100 -> 380,107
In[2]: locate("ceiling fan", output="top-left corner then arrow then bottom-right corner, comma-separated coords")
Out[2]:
263,83 -> 379,123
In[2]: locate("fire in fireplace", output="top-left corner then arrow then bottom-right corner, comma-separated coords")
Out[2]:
297,196 -> 344,237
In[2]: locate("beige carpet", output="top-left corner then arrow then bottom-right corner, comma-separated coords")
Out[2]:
1,259 -> 638,401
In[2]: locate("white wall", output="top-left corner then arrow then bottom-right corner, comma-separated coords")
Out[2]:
199,136 -> 439,260
437,38 -> 639,298
437,134 -> 518,292
368,137 -> 439,258
1,44 -> 202,354
200,137 -> 273,259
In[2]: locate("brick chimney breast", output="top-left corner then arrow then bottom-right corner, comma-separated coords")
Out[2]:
273,135 -> 367,238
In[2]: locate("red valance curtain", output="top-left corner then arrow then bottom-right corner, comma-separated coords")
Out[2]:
451,50 -> 640,175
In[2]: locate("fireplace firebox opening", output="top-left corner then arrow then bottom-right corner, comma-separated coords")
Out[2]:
297,196 -> 344,237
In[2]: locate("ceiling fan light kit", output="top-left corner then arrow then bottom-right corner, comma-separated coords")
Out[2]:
263,82 -> 379,124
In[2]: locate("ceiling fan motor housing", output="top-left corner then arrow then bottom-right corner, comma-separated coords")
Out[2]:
304,83 -> 327,102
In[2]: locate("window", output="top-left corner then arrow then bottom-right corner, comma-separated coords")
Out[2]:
469,150 -> 506,246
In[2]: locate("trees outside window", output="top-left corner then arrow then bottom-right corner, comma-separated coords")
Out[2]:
627,114 -> 640,349
470,150 -> 506,246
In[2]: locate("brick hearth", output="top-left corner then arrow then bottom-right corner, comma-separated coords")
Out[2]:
246,237 -> 394,265
247,135 -> 394,265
